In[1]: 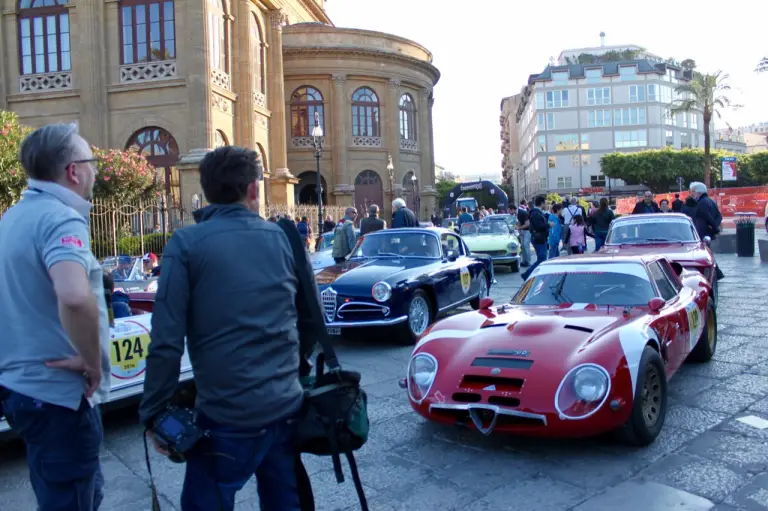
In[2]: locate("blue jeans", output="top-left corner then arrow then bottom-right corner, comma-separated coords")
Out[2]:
522,243 -> 548,279
519,230 -> 531,265
548,239 -> 560,259
180,412 -> 301,511
594,231 -> 607,252
0,388 -> 104,511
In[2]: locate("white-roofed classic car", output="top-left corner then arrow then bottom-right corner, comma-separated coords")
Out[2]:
314,228 -> 495,344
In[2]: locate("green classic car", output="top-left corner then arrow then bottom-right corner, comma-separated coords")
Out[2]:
460,221 -> 521,272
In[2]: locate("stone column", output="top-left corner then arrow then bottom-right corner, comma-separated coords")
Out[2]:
0,10 -> 7,109
331,74 -> 348,187
177,148 -> 211,215
270,169 -> 299,208
427,93 -> 436,187
235,0 -> 255,147
185,0 -> 211,150
74,0 -> 109,147
267,9 -> 289,174
387,79 -> 401,186
418,88 -> 432,185
425,90 -> 437,217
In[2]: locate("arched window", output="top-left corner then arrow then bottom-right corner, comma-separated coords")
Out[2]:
214,130 -> 228,148
18,0 -> 71,75
351,87 -> 380,138
249,13 -> 265,94
126,127 -> 180,206
208,0 -> 228,73
290,86 -> 324,138
399,93 -> 417,141
120,0 -> 176,65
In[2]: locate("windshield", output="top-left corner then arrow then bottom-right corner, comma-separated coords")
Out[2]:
104,257 -> 144,281
460,222 -> 510,236
442,218 -> 457,228
319,233 -> 335,250
607,218 -> 697,244
351,232 -> 441,259
511,264 -> 656,306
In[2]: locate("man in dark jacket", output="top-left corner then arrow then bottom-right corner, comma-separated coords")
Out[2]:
672,193 -> 684,213
392,198 -> 418,228
360,204 -> 386,234
632,191 -> 661,214
521,196 -> 549,280
689,181 -> 725,280
139,146 -> 320,510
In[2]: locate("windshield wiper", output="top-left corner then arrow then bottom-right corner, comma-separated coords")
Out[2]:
644,237 -> 672,242
376,252 -> 402,257
549,274 -> 572,304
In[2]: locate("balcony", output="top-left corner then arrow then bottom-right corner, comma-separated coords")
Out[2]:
19,72 -> 72,93
352,136 -> 382,148
119,60 -> 177,84
211,68 -> 231,90
400,138 -> 418,152
253,90 -> 266,109
292,136 -> 324,149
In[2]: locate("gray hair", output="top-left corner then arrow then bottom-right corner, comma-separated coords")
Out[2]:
569,196 -> 578,204
392,198 -> 406,210
689,181 -> 707,194
345,207 -> 357,216
20,123 -> 82,182
368,204 -> 379,215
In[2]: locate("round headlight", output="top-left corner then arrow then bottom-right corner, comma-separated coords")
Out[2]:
146,280 -> 158,293
407,353 -> 438,403
573,367 -> 609,402
372,281 -> 392,302
507,242 -> 519,252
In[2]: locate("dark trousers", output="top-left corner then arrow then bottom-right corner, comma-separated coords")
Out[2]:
180,412 -> 302,511
521,243 -> 548,280
334,257 -> 346,264
0,388 -> 104,511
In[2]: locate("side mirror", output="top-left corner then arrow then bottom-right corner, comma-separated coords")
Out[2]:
479,297 -> 494,309
670,262 -> 683,276
648,297 -> 665,313
703,236 -> 711,245
446,250 -> 459,261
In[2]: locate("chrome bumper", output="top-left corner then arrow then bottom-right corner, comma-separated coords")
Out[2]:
489,254 -> 521,264
429,402 -> 548,435
325,315 -> 408,328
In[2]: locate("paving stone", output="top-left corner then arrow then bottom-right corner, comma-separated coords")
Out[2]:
680,361 -> 752,380
684,431 -> 768,473
714,346 -> 768,366
665,405 -> 730,433
746,362 -> 768,377
687,389 -> 760,415
350,453 -> 434,493
572,480 -> 715,511
717,412 -> 768,440
597,426 -> 699,464
363,474 -> 483,511
432,448 -> 544,495
726,327 -> 768,338
748,397 -> 768,415
724,473 -> 768,510
537,449 -> 645,492
308,468 -> 379,511
365,394 -> 414,424
464,475 -> 588,511
722,374 -> 768,396
638,454 -> 751,503
669,376 -> 721,399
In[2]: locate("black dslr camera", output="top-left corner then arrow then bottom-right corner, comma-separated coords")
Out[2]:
150,407 -> 207,463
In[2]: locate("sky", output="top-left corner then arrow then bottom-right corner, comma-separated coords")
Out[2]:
324,0 -> 767,178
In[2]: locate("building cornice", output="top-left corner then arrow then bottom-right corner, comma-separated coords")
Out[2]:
283,47 -> 440,85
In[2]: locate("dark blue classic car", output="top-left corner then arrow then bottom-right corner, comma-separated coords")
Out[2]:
314,228 -> 495,344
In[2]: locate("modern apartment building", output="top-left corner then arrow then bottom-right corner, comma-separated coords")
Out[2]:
500,94 -> 521,200
510,44 -> 704,199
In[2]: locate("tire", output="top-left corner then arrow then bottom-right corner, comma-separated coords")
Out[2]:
510,261 -> 520,273
624,346 -> 667,446
396,289 -> 433,345
712,278 -> 718,306
688,299 -> 717,363
470,271 -> 489,310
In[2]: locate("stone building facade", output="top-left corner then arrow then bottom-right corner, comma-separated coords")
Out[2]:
0,0 -> 439,219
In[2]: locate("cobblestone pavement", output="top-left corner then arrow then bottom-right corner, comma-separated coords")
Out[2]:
2,241 -> 768,510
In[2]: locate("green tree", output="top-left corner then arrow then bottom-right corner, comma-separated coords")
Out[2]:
756,57 -> 768,73
669,70 -> 737,188
0,111 -> 33,208
92,146 -> 163,203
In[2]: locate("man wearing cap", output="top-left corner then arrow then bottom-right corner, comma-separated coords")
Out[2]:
0,124 -> 110,510
143,252 -> 160,277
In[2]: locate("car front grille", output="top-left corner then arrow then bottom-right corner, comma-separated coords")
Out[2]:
473,250 -> 508,257
321,288 -> 337,322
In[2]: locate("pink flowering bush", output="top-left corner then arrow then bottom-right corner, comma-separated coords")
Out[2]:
92,147 -> 164,203
0,111 -> 33,208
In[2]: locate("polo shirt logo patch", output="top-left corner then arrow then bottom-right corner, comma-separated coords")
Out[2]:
61,235 -> 83,248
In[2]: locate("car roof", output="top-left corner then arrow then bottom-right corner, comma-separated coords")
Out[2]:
540,252 -> 666,266
364,227 -> 451,236
613,213 -> 692,222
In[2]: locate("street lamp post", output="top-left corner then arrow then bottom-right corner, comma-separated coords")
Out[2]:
411,173 -> 420,220
311,111 -> 324,240
387,154 -> 395,206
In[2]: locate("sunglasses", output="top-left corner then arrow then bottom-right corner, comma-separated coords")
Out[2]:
71,158 -> 99,165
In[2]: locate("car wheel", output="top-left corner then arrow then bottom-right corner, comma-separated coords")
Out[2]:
688,299 -> 717,363
470,271 -> 489,310
396,289 -> 433,345
624,346 -> 667,446
510,261 -> 519,273
712,278 -> 718,306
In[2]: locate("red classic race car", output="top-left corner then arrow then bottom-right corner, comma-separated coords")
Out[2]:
402,254 -> 716,446
599,213 -> 719,303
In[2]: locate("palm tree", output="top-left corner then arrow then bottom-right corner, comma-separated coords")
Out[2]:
670,70 -> 736,188
757,57 -> 768,73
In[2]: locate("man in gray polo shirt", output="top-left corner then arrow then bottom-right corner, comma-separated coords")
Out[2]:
0,124 -> 110,510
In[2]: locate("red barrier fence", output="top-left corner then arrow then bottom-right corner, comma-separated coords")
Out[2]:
616,186 -> 768,217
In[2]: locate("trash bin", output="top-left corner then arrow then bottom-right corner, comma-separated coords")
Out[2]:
735,212 -> 757,257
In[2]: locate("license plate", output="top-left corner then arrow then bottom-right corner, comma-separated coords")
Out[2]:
327,327 -> 341,336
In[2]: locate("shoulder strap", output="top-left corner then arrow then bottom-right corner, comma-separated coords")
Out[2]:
277,218 -> 341,371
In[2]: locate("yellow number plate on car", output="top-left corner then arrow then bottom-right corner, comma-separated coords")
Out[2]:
110,333 -> 152,378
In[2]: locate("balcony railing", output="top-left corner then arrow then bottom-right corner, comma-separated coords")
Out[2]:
119,60 -> 177,84
351,136 -> 382,148
253,91 -> 266,109
19,72 -> 72,93
400,138 -> 418,152
291,136 -> 323,149
211,68 -> 231,90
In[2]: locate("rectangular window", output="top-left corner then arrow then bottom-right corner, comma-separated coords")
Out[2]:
659,85 -> 672,103
546,90 -> 569,108
571,155 -> 580,167
540,177 -> 547,189
546,112 -> 555,130
680,113 -> 688,128
691,112 -> 699,130
619,65 -> 637,81
536,92 -> 544,109
537,112 -> 545,130
588,109 -> 611,128
647,84 -> 658,102
665,130 -> 674,146
580,133 -> 590,150
629,85 -> 646,103
693,133 -> 699,147
614,107 -> 646,126
552,71 -> 569,85
681,132 -> 691,149
548,156 -> 556,168
664,109 -> 674,125
557,176 -> 572,189
553,134 -> 579,151
20,12 -> 71,75
538,134 -> 546,152
582,155 -> 591,166
590,174 -> 606,186
585,68 -> 602,83
586,87 -> 611,106
614,130 -> 648,148
121,0 -> 175,64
